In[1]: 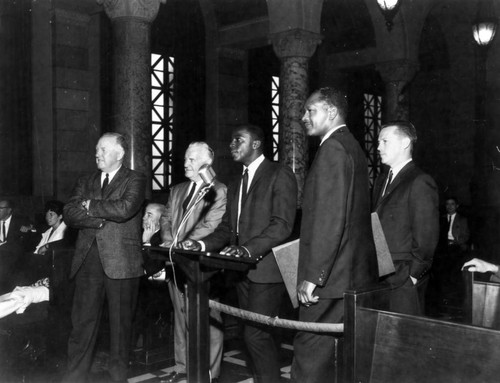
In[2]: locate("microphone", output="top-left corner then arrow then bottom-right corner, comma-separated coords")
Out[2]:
198,164 -> 216,186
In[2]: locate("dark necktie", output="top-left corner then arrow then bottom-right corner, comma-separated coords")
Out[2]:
47,228 -> 55,241
182,182 -> 196,213
102,173 -> 109,192
1,220 -> 5,242
382,169 -> 393,197
447,215 -> 452,231
241,168 -> 249,202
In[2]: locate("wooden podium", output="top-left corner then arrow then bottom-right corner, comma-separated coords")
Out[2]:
146,247 -> 256,383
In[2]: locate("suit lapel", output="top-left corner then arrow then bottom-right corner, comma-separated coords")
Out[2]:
244,159 -> 268,205
172,182 -> 191,231
92,172 -> 103,199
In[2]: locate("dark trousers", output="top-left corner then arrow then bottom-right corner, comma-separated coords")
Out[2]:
63,242 -> 140,383
291,298 -> 344,383
236,278 -> 286,383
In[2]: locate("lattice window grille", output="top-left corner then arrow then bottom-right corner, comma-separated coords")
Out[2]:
271,76 -> 280,161
151,54 -> 175,191
363,93 -> 382,186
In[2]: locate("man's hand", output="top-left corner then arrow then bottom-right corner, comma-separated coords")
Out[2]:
37,244 -> 49,255
179,239 -> 202,251
20,225 -> 35,233
297,280 -> 319,307
462,258 -> 499,274
219,245 -> 250,258
142,218 -> 156,244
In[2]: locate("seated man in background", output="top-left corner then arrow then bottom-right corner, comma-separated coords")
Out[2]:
141,202 -> 167,276
0,199 -> 38,294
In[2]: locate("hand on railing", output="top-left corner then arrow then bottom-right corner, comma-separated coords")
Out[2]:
462,258 -> 499,274
178,239 -> 202,251
219,245 -> 250,258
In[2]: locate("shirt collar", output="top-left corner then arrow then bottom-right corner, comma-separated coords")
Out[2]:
102,165 -> 121,182
390,158 -> 412,179
320,124 -> 346,145
244,154 -> 265,175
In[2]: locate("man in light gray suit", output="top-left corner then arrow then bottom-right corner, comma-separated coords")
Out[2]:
62,132 -> 146,383
160,142 -> 227,383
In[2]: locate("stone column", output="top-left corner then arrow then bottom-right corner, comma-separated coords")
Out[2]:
98,0 -> 165,196
377,59 -> 419,121
271,29 -> 321,207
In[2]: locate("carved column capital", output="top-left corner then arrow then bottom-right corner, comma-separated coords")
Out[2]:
376,59 -> 419,84
96,0 -> 165,22
271,29 -> 322,59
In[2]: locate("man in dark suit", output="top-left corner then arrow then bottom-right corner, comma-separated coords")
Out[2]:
441,197 -> 470,252
181,125 -> 297,383
372,121 -> 439,316
291,87 -> 378,383
0,199 -> 37,293
159,142 -> 227,383
62,132 -> 146,383
430,196 -> 470,312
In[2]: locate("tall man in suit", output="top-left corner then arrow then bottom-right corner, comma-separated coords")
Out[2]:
181,125 -> 297,383
62,132 -> 146,383
372,121 -> 439,316
291,87 -> 378,383
159,142 -> 227,383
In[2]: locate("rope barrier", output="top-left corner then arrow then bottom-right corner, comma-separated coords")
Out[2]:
209,300 -> 344,333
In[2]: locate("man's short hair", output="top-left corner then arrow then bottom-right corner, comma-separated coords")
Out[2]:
187,142 -> 215,165
0,200 -> 12,209
383,121 -> 418,147
147,202 -> 166,217
234,124 -> 265,145
102,132 -> 128,155
45,200 -> 65,216
316,87 -> 349,120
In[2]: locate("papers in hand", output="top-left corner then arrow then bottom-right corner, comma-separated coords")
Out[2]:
273,239 -> 300,308
371,212 -> 395,277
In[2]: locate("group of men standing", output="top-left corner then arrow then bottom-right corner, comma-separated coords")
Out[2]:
60,86 -> 439,383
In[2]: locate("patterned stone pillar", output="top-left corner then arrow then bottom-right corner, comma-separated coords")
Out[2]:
97,0 -> 165,196
271,29 -> 321,207
377,59 -> 419,122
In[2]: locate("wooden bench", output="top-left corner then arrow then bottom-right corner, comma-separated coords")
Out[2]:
344,283 -> 500,383
463,270 -> 500,329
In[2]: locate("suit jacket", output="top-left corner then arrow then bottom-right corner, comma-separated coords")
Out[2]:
64,166 -> 146,279
160,179 -> 227,246
2,214 -> 37,253
142,230 -> 164,276
203,158 -> 297,283
299,127 -> 378,298
440,213 -> 469,251
372,161 -> 439,281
